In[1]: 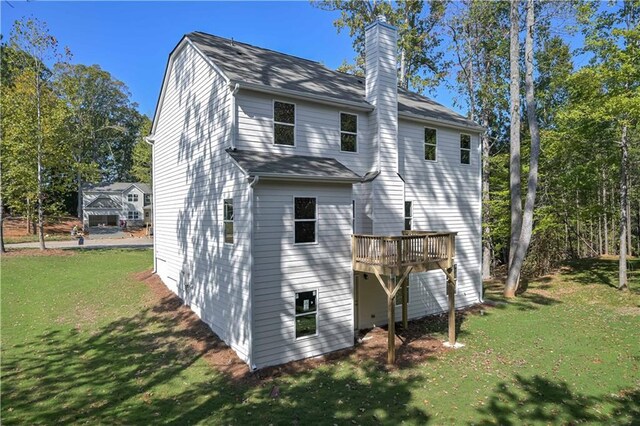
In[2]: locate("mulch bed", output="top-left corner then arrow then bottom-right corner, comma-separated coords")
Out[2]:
134,269 -> 489,386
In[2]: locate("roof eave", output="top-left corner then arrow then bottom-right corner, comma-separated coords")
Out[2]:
398,111 -> 485,132
250,173 -> 361,184
232,81 -> 374,112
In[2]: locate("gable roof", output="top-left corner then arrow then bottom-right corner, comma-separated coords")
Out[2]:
227,149 -> 361,183
86,195 -> 120,209
177,32 -> 483,132
84,182 -> 152,194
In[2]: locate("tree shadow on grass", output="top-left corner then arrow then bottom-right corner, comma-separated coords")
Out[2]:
474,374 -> 640,425
560,258 -> 640,293
1,274 -> 431,425
483,280 -> 562,311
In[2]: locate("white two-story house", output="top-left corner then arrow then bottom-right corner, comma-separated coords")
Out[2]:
83,182 -> 152,229
148,17 -> 483,369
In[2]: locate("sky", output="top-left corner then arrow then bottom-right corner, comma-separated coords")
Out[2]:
1,1 -> 379,118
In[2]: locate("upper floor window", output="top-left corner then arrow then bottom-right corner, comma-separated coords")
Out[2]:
460,134 -> 471,164
274,101 -> 295,146
144,194 -> 152,206
340,113 -> 358,152
223,198 -> 234,244
424,128 -> 437,161
294,197 -> 316,244
404,201 -> 412,231
127,193 -> 139,202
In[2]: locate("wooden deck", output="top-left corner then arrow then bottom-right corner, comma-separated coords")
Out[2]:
352,231 -> 456,276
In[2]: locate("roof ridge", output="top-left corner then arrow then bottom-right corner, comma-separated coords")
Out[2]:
189,31 -> 323,67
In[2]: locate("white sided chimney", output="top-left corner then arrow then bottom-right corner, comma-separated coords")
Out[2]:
365,15 -> 404,235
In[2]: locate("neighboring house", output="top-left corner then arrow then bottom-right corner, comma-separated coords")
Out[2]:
83,182 -> 152,229
149,17 -> 483,370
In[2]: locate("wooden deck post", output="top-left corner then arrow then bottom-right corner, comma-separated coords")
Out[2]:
447,270 -> 456,346
387,274 -> 396,364
401,279 -> 408,329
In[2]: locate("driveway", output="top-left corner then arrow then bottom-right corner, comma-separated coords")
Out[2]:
6,237 -> 153,250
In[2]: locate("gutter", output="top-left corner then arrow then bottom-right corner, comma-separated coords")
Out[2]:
230,81 -> 374,112
248,173 -> 362,184
398,111 -> 485,133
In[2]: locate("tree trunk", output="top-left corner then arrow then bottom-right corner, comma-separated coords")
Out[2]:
506,0 -> 540,296
77,171 -> 83,219
618,125 -> 628,290
626,174 -> 632,255
508,0 -> 522,278
603,177 -> 609,255
0,193 -> 5,253
35,75 -> 45,250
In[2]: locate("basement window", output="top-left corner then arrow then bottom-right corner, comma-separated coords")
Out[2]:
294,197 -> 316,244
404,201 -> 412,231
274,101 -> 295,146
295,290 -> 317,338
424,128 -> 437,161
340,112 -> 358,152
460,134 -> 471,164
223,198 -> 234,244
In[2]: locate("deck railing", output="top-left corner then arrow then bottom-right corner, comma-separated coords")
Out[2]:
352,231 -> 456,274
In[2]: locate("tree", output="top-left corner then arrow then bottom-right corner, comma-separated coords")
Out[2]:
505,0 -> 542,296
55,63 -> 145,218
314,0 -> 448,92
3,18 -> 72,250
131,116 -> 153,185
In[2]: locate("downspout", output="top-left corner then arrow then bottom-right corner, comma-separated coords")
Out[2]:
247,174 -> 259,370
230,83 -> 240,150
145,135 -> 157,273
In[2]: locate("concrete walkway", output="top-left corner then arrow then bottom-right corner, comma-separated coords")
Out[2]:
6,237 -> 153,250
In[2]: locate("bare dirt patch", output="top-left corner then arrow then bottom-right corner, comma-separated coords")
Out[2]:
132,269 -> 485,386
616,306 -> 640,316
4,217 -> 81,238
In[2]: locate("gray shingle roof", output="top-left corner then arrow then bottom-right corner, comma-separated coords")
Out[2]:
227,149 -> 361,182
86,195 -> 120,209
186,32 -> 482,131
84,182 -> 152,193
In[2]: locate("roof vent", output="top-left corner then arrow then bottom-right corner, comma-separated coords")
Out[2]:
231,37 -> 234,46
236,51 -> 243,56
377,15 -> 387,23
357,79 -> 363,84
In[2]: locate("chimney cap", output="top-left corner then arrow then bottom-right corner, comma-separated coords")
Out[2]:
376,14 -> 387,23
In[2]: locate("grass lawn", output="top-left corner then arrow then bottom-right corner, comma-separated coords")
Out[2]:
2,250 -> 639,424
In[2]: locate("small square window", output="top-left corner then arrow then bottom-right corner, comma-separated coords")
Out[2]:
295,290 -> 317,338
460,134 -> 471,165
424,128 -> 437,161
274,101 -> 295,146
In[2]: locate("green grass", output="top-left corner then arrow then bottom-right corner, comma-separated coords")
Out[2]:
2,251 -> 639,424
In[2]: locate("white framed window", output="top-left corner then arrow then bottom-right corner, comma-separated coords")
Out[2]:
294,197 -> 316,244
404,201 -> 412,231
424,127 -> 437,161
127,211 -> 139,220
223,198 -> 234,244
144,194 -> 151,205
127,193 -> 139,202
273,100 -> 295,146
340,112 -> 358,152
460,134 -> 471,165
295,290 -> 317,338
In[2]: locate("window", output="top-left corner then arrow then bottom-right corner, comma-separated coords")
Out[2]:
223,198 -> 234,244
144,194 -> 151,205
295,290 -> 317,338
145,211 -> 150,219
128,193 -> 139,202
460,134 -> 471,164
274,101 -> 295,146
424,128 -> 437,161
294,197 -> 316,244
127,211 -> 139,220
404,201 -> 412,231
340,113 -> 358,152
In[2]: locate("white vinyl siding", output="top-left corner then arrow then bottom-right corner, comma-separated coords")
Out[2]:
252,181 -> 353,368
152,42 -> 252,363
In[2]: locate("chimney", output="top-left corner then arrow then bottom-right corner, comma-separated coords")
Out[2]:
365,16 -> 404,235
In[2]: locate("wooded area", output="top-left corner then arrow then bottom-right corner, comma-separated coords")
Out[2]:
317,0 -> 639,293
0,19 -> 152,250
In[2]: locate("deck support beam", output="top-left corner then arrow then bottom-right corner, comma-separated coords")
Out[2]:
387,275 -> 396,364
446,267 -> 456,346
